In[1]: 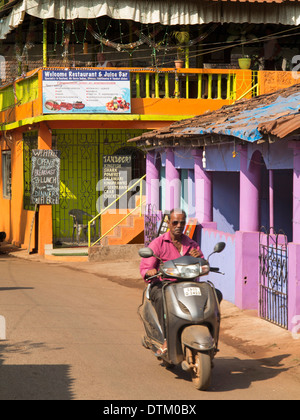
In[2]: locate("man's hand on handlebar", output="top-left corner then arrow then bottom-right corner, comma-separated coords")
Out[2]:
146,269 -> 158,278
189,248 -> 202,258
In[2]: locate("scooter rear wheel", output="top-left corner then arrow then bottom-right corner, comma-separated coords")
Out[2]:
191,351 -> 211,391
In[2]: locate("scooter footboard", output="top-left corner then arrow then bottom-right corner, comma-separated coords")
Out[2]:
181,325 -> 215,351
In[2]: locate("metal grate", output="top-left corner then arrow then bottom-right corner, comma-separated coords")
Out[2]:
144,204 -> 160,246
259,227 -> 288,329
51,129 -> 146,246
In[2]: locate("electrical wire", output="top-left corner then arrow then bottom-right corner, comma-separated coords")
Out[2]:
1,3 -> 300,99
3,19 -> 300,70
1,0 -> 300,62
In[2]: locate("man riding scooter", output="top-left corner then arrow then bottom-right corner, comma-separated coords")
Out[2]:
140,209 -> 204,356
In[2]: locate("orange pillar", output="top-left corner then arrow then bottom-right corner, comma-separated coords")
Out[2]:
37,122 -> 53,255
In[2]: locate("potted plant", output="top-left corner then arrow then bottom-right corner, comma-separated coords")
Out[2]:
238,38 -> 252,69
238,49 -> 251,69
172,29 -> 190,68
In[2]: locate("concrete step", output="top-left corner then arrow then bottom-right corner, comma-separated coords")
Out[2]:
44,244 -> 89,261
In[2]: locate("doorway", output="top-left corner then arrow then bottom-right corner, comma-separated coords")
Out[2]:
52,129 -> 146,245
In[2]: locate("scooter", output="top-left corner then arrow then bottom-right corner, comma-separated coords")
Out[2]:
138,242 -> 225,391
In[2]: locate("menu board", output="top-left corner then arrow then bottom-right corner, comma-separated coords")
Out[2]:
42,69 -> 131,114
102,155 -> 131,205
31,149 -> 60,205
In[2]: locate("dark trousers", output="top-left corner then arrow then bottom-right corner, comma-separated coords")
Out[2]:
149,282 -> 166,338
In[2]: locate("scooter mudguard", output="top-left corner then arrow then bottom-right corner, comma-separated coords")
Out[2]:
181,325 -> 215,352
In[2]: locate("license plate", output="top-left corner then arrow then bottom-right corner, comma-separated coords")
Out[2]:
184,287 -> 202,297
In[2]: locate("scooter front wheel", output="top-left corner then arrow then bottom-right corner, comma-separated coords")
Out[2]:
191,351 -> 211,391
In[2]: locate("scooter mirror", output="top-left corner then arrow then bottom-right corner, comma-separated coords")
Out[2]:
138,247 -> 154,258
214,242 -> 226,253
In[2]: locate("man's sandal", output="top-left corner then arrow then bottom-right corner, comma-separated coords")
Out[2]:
154,347 -> 168,357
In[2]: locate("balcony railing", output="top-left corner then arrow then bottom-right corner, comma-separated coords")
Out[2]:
0,67 -> 297,124
0,0 -> 9,9
130,68 -> 254,100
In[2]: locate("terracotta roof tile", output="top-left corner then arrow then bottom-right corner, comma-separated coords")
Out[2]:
130,84 -> 300,146
207,0 -> 296,2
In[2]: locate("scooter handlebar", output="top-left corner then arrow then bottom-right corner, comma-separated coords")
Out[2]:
210,267 -> 225,275
144,272 -> 162,281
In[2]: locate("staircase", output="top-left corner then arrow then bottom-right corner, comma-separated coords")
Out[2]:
100,211 -> 144,246
88,175 -> 146,247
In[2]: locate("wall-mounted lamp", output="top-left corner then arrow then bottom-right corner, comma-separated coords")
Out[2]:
232,140 -> 237,158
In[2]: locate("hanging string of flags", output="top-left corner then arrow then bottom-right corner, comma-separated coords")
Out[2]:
87,23 -> 219,53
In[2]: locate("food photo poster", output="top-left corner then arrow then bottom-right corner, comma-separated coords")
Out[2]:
42,69 -> 131,114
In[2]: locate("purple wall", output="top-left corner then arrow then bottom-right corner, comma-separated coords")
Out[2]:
212,172 -> 239,234
200,229 -> 235,304
145,142 -> 300,331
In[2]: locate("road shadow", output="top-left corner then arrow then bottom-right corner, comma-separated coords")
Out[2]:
0,245 -> 23,255
0,341 -> 75,400
0,287 -> 34,292
160,353 -> 291,392
210,353 -> 291,392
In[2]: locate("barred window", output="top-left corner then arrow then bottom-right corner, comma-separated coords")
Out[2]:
2,150 -> 11,199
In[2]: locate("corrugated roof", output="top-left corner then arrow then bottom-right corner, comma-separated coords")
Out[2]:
208,0 -> 300,2
210,0 -> 292,2
130,83 -> 300,147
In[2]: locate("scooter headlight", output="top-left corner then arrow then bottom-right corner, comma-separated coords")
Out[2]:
162,263 -> 209,279
179,265 -> 200,278
163,265 -> 200,278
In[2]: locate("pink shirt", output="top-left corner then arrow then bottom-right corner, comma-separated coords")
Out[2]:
140,231 -> 204,282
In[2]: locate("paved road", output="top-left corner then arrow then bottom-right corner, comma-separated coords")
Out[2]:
0,256 -> 299,401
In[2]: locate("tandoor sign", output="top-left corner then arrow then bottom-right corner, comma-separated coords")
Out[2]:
31,149 -> 61,205
103,155 -> 132,203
